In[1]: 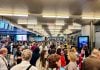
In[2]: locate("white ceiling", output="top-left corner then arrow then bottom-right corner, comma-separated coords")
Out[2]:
0,0 -> 100,36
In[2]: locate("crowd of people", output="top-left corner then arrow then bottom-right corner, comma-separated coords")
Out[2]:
0,40 -> 100,70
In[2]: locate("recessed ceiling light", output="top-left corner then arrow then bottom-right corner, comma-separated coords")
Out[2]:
43,15 -> 69,19
0,13 -> 28,17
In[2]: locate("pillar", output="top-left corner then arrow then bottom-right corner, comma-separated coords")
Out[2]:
81,22 -> 95,52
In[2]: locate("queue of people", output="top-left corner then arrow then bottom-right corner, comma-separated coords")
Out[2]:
0,41 -> 100,70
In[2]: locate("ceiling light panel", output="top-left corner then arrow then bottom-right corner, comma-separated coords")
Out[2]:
82,16 -> 100,19
48,25 -> 55,29
82,11 -> 100,19
32,25 -> 43,29
18,18 -> 27,24
73,22 -> 81,26
64,29 -> 72,32
43,15 -> 69,18
49,29 -> 60,32
18,17 -> 37,25
28,17 -> 37,25
52,34 -> 58,37
37,31 -> 48,36
27,25 -> 34,28
68,25 -> 81,30
0,8 -> 28,17
0,8 -> 13,16
48,25 -> 62,30
33,29 -> 43,32
55,26 -> 62,29
55,19 -> 65,25
63,29 -> 72,34
50,31 -> 58,33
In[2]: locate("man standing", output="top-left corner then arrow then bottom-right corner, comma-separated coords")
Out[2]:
82,49 -> 100,70
0,48 -> 8,70
11,49 -> 38,70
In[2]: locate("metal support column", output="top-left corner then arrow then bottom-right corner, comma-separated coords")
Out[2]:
90,20 -> 94,52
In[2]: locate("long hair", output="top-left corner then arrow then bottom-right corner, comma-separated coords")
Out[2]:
68,52 -> 77,62
40,50 -> 47,67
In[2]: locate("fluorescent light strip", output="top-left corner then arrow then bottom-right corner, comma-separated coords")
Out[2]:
56,16 -> 69,18
82,16 -> 100,19
68,25 -> 81,30
55,23 -> 65,25
43,15 -> 56,18
0,13 -> 28,17
13,14 -> 28,17
73,22 -> 81,26
43,15 -> 69,18
0,13 -> 13,16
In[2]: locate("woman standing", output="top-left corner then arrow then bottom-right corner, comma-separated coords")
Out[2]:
47,54 -> 65,70
36,50 -> 48,70
66,52 -> 78,70
57,48 -> 66,67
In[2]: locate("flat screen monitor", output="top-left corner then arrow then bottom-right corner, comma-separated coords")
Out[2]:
33,37 -> 44,42
0,21 -> 5,28
16,35 -> 27,41
78,36 -> 89,49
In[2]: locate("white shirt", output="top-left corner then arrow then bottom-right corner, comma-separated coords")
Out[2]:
36,58 -> 48,70
68,62 -> 77,70
0,55 -> 8,70
11,61 -> 38,70
39,46 -> 43,53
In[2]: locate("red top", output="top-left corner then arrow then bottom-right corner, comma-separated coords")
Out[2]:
61,55 -> 66,67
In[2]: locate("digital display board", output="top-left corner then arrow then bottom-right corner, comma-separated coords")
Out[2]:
78,36 -> 89,49
16,35 -> 27,41
0,21 -> 5,28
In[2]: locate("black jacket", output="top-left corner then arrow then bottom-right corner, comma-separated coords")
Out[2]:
30,47 -> 40,66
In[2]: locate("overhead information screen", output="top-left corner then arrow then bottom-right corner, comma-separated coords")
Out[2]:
78,36 -> 89,52
16,35 -> 27,41
33,37 -> 44,42
0,21 -> 5,28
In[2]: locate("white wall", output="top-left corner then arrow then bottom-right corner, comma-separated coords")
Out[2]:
81,25 -> 90,36
95,32 -> 100,48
